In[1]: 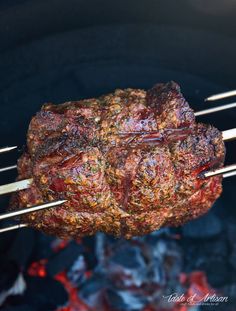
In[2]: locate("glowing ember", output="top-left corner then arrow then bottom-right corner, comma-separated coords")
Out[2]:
55,271 -> 90,311
27,259 -> 48,278
51,239 -> 70,252
25,232 -> 218,311
180,271 -> 215,301
26,256 -> 214,311
175,271 -> 216,309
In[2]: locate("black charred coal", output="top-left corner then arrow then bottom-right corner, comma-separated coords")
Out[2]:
181,211 -> 230,288
79,274 -> 108,305
82,236 -> 98,270
5,229 -> 35,267
0,259 -> 19,293
1,304 -> 34,311
227,222 -> 236,272
67,253 -> 87,286
182,210 -> 222,239
106,288 -> 148,311
21,276 -> 68,310
32,234 -> 56,261
78,231 -> 185,310
46,241 -> 83,277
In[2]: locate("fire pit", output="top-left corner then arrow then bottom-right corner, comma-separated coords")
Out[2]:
0,1 -> 236,310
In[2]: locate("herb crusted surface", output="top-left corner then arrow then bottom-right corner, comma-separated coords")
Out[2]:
12,82 -> 225,238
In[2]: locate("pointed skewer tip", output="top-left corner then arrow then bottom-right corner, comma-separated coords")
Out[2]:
0,199 -> 67,221
205,90 -> 236,102
203,164 -> 236,178
195,102 -> 236,117
0,165 -> 17,173
0,178 -> 33,196
0,223 -> 28,234
223,170 -> 236,179
0,146 -> 17,154
222,128 -> 236,142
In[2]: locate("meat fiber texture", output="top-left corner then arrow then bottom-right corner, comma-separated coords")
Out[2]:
12,82 -> 225,239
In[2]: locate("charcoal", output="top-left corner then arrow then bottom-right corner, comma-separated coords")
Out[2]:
147,257 -> 165,285
32,233 -> 56,261
46,241 -> 83,277
229,249 -> 236,270
22,276 -> 68,310
79,274 -> 108,307
227,221 -> 236,246
183,236 -> 229,276
151,239 -> 183,283
2,305 -> 34,311
105,289 -> 148,311
108,245 -> 147,287
110,245 -> 146,269
182,211 -> 222,239
227,222 -> 236,271
0,260 -> 19,292
68,254 -> 87,285
220,283 -> 236,309
0,220 -> 16,254
82,236 -> 97,270
205,259 -> 230,287
6,234 -> 35,268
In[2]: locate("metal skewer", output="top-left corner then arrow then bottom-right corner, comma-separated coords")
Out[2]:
223,170 -> 236,179
0,200 -> 66,234
0,178 -> 33,195
205,90 -> 236,101
0,165 -> 17,173
2,99 -> 236,175
0,199 -> 66,221
0,146 -> 18,172
0,162 -> 235,234
1,91 -> 236,234
2,162 -> 233,195
0,223 -> 28,233
195,102 -> 236,116
0,146 -> 17,153
222,128 -> 236,141
1,165 -> 236,234
0,127 -> 235,196
203,164 -> 236,178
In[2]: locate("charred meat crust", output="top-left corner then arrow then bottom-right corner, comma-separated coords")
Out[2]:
12,81 -> 225,239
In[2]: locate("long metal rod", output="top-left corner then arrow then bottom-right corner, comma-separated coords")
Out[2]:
0,178 -> 33,195
0,102 -> 233,160
3,162 -> 235,193
222,128 -> 236,141
204,164 -> 236,178
0,165 -> 17,173
195,102 -> 236,116
206,90 -> 236,101
0,101 -> 235,178
0,146 -> 17,153
0,199 -> 66,221
0,128 -> 235,181
1,166 -> 236,234
223,170 -> 236,179
0,223 -> 28,233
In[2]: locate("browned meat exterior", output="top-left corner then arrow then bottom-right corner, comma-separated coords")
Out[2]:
12,82 -> 225,239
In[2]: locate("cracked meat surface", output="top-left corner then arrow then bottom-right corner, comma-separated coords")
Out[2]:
11,82 -> 225,239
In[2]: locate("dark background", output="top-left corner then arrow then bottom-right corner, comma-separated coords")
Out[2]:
0,1 -> 236,309
1,0 -> 236,151
0,0 -> 236,213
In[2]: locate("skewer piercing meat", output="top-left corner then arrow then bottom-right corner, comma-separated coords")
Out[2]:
12,82 -> 225,239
